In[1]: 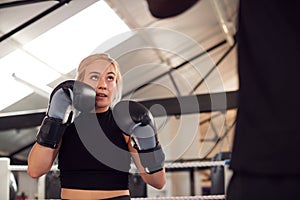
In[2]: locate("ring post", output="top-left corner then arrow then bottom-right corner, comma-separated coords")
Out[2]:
224,159 -> 232,194
0,157 -> 10,200
38,174 -> 46,199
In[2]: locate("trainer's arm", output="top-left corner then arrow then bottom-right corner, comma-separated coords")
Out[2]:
126,135 -> 166,189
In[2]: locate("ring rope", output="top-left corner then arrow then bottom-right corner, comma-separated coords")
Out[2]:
9,165 -> 58,171
165,160 -> 227,169
132,195 -> 226,200
8,160 -> 227,172
8,164 -> 227,200
8,161 -> 228,172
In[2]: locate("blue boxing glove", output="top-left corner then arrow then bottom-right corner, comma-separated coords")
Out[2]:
113,100 -> 165,174
36,80 -> 95,149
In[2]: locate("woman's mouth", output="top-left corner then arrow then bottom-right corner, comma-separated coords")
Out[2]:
96,93 -> 107,99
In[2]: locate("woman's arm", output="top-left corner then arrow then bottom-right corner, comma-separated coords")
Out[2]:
27,80 -> 92,178
27,143 -> 60,178
125,135 -> 166,189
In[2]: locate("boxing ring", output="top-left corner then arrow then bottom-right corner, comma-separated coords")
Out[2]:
0,157 -> 230,199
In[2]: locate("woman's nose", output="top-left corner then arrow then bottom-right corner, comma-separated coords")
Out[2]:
97,77 -> 107,89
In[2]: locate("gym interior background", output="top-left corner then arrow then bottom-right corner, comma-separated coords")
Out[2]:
0,0 -> 239,199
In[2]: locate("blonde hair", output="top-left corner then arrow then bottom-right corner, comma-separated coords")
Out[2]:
76,53 -> 122,107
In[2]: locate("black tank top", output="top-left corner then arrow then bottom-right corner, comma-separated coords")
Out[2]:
58,109 -> 131,190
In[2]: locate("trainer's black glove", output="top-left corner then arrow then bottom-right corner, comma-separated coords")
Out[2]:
36,80 -> 95,148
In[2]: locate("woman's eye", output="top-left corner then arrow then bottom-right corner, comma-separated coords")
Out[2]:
91,75 -> 99,81
107,76 -> 115,81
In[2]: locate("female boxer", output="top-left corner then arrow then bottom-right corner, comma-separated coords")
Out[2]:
27,53 -> 166,199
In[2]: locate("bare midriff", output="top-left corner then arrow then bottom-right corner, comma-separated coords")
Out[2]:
61,188 -> 130,199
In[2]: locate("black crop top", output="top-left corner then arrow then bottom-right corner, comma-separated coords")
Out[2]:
58,109 -> 131,190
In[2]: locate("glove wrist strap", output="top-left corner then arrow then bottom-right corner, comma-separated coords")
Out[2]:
36,117 -> 67,149
138,144 -> 165,174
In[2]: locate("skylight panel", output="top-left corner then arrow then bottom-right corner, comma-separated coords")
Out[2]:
0,1 -> 130,111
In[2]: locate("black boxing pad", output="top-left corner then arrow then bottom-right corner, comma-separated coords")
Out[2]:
146,0 -> 199,19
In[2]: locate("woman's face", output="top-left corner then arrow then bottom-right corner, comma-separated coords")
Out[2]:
81,60 -> 117,113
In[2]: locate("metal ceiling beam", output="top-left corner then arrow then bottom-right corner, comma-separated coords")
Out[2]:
141,90 -> 238,117
0,90 -> 238,131
210,0 -> 236,46
0,0 -> 56,9
190,41 -> 236,94
0,0 -> 71,42
0,109 -> 46,131
123,38 -> 229,98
